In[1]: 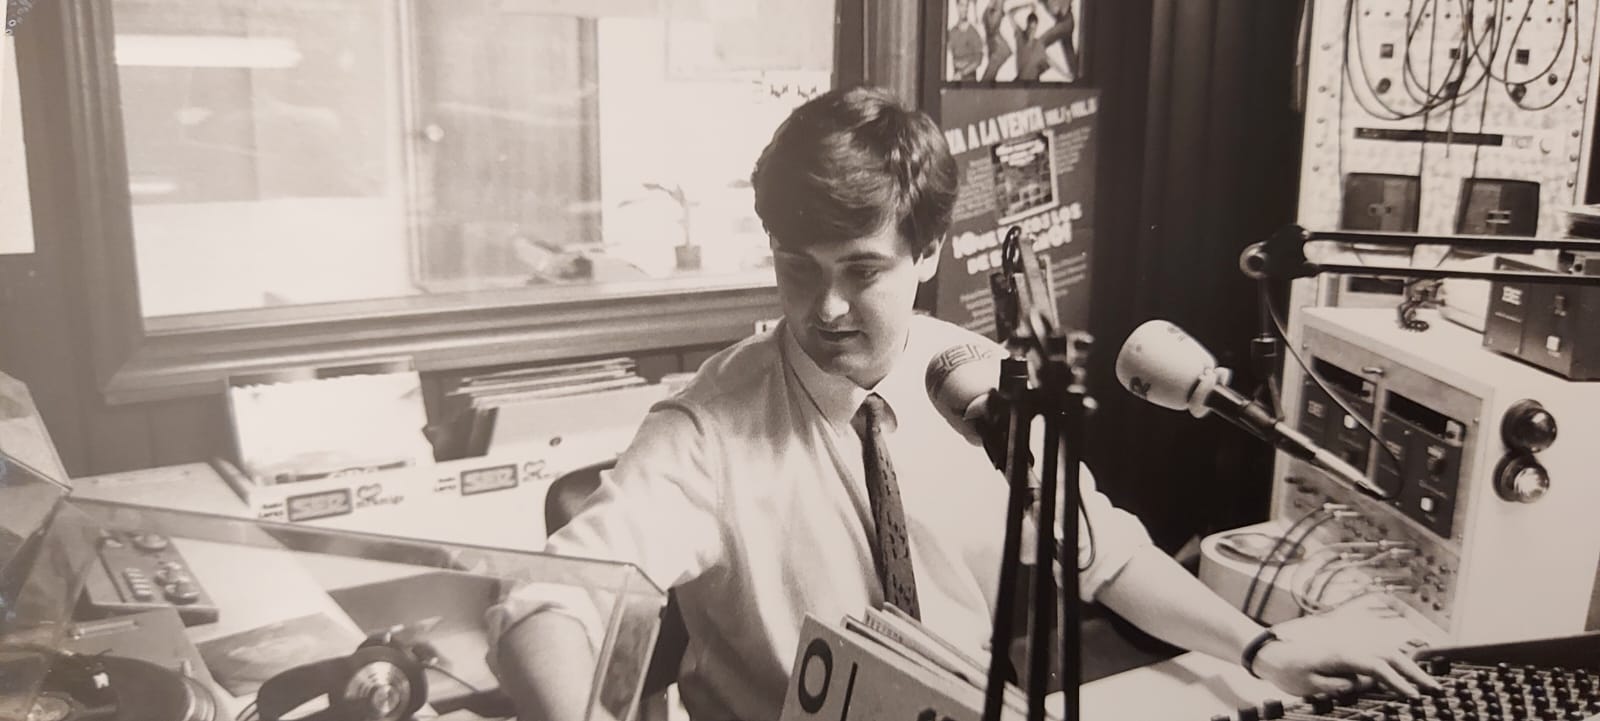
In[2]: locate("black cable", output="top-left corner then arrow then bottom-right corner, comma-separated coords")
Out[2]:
427,662 -> 485,694
1254,282 -> 1284,416
1450,0 -> 1500,98
1240,508 -> 1327,617
1462,0 -> 1509,83
1261,282 -> 1405,473
1400,0 -> 1435,105
1397,277 -> 1433,331
1412,0 -> 1442,223
1509,0 -> 1579,112
1499,0 -> 1537,90
1347,0 -> 1461,120
1401,0 -> 1466,108
1507,0 -> 1571,86
1348,3 -> 1425,119
1468,7 -> 1496,183
1253,512 -> 1339,622
1495,0 -> 1579,110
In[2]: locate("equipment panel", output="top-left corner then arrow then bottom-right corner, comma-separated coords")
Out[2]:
1272,308 -> 1600,643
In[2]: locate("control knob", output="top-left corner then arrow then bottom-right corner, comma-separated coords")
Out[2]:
1495,455 -> 1551,503
1502,399 -> 1557,453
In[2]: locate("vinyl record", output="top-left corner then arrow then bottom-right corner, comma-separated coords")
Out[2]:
103,658 -> 220,721
95,655 -> 207,721
28,653 -> 217,721
26,690 -> 91,721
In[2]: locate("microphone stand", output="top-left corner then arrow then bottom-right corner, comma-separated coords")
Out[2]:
980,228 -> 1092,721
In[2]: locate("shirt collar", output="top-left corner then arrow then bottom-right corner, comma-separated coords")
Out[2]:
782,321 -> 921,434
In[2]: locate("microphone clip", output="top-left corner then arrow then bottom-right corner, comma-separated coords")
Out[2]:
989,227 -> 1064,359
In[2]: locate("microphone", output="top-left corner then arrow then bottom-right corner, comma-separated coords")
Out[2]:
925,342 -> 1010,471
1113,320 -> 1387,499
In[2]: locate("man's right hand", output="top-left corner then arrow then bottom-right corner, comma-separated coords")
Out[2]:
1250,595 -> 1441,699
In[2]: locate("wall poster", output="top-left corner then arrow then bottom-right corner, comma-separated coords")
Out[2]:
943,0 -> 1086,84
933,86 -> 1098,339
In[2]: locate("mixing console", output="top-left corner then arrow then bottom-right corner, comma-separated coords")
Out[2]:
1204,632 -> 1600,721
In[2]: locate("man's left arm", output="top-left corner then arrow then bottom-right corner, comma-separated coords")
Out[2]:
1093,546 -> 1442,698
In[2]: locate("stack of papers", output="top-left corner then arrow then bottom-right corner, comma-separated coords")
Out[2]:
840,605 -> 1044,718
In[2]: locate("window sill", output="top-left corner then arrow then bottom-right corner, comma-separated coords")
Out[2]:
105,282 -> 780,404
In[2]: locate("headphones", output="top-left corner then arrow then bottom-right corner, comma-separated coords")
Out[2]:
255,629 -> 435,721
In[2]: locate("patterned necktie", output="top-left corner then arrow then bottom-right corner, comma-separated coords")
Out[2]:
855,393 -> 921,619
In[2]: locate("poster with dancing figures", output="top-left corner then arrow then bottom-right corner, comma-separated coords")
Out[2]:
944,0 -> 1085,83
933,86 -> 1098,340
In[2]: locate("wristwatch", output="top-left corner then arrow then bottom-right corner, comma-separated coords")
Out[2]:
1241,627 -> 1281,678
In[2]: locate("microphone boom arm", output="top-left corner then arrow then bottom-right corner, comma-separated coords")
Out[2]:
1203,379 -> 1386,500
1240,224 -> 1600,286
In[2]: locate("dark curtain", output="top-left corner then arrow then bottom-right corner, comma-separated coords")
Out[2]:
1084,0 -> 1306,551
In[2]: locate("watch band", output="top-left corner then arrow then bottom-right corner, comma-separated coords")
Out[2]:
1241,627 -> 1281,679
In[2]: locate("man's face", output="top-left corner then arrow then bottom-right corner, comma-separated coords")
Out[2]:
773,223 -> 942,388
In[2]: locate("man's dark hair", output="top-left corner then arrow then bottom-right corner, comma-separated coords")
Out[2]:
751,86 -> 957,256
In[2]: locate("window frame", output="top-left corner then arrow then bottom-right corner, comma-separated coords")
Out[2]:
33,1 -> 864,404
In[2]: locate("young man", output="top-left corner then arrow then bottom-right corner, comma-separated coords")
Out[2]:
1005,2 -> 1073,82
948,1 -> 986,81
488,86 -> 1440,721
980,0 -> 1013,82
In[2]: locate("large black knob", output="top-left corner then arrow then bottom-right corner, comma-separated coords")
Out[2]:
1502,399 -> 1558,454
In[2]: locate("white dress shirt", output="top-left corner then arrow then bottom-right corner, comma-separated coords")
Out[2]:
485,314 -> 1153,721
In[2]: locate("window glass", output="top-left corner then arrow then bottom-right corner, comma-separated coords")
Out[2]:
110,0 -> 834,320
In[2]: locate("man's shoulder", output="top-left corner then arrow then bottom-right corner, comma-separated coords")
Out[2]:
671,329 -> 785,411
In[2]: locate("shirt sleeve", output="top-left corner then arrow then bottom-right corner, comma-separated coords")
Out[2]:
1069,463 -> 1154,602
483,401 -> 725,673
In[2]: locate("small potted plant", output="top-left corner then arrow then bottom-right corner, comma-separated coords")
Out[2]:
643,182 -> 701,272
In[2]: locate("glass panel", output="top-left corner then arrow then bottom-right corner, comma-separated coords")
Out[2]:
0,370 -> 69,481
110,0 -> 835,322
2,497 -> 666,721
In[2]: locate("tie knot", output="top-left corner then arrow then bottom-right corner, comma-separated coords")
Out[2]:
854,393 -> 895,437
859,393 -> 888,420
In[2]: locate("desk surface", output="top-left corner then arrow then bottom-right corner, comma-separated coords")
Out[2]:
1080,603 -> 1437,721
1081,652 -> 1283,721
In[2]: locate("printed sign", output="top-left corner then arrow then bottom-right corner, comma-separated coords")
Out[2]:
933,87 -> 1098,340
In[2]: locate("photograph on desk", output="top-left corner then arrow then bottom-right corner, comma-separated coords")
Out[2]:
196,612 -> 360,697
